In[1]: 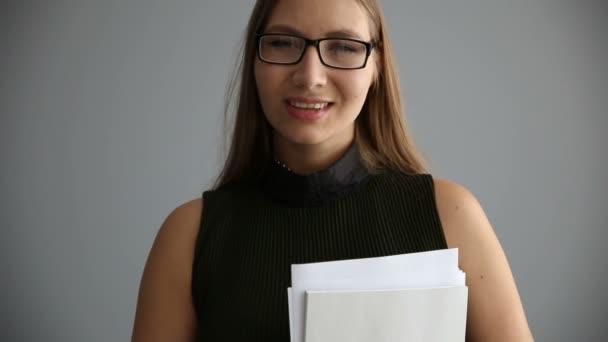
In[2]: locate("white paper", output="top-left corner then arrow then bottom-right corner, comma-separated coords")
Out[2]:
304,286 -> 468,342
289,248 -> 465,342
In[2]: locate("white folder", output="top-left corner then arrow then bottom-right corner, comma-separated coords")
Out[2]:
304,286 -> 468,342
288,248 -> 467,342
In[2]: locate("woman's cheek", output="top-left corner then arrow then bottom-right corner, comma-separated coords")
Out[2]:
255,71 -> 278,118
341,74 -> 373,100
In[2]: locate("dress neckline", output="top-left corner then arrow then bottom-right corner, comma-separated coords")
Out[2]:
260,143 -> 370,207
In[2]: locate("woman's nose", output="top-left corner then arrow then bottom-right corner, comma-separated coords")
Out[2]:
291,46 -> 328,89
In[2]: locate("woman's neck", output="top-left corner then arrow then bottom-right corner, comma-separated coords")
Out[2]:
272,133 -> 355,176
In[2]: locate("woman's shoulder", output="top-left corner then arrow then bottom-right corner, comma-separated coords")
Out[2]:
149,198 -> 204,268
431,177 -> 534,339
160,198 -> 204,231
376,172 -> 480,223
154,197 -> 204,258
430,178 -> 488,245
131,197 -> 203,340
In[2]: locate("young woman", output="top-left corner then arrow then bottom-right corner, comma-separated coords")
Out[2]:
132,0 -> 534,341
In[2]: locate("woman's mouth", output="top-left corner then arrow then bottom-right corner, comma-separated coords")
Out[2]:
285,100 -> 334,120
289,101 -> 330,110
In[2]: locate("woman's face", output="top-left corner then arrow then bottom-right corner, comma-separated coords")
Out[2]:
254,0 -> 377,150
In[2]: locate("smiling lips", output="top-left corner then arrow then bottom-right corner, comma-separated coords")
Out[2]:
285,97 -> 333,120
290,101 -> 329,109
285,97 -> 334,120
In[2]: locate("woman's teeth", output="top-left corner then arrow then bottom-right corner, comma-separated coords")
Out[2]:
289,101 -> 329,110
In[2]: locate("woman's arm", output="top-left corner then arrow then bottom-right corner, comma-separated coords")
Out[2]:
434,179 -> 534,342
131,199 -> 203,342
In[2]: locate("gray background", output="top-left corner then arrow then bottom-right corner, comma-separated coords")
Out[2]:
1,1 -> 606,341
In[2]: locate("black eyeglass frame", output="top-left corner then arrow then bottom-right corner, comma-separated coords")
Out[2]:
255,33 -> 376,70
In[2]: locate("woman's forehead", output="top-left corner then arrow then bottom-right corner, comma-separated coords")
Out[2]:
265,0 -> 372,40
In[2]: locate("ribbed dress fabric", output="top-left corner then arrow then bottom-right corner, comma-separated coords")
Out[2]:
191,148 -> 448,341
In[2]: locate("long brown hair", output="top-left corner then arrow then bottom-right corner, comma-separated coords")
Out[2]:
213,0 -> 428,189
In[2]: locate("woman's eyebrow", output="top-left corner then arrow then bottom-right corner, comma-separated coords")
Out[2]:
325,29 -> 364,40
265,24 -> 364,40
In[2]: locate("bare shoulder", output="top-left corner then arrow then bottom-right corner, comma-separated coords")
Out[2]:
432,178 -> 488,247
131,198 -> 204,342
144,198 -> 203,271
432,178 -> 534,342
433,178 -> 477,228
163,198 -> 204,234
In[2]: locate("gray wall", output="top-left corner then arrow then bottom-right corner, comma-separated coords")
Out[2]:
1,1 -> 606,341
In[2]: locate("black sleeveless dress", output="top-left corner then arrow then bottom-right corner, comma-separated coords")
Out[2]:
191,144 -> 448,341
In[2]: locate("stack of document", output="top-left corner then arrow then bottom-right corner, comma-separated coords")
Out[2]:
287,248 -> 468,342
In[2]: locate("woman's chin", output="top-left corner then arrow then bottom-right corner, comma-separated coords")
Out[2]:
276,129 -> 328,147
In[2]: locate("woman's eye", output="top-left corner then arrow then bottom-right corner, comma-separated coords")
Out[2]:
330,43 -> 359,54
339,45 -> 356,52
269,40 -> 293,48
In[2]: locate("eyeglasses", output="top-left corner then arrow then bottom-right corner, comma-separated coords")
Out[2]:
256,33 -> 376,70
